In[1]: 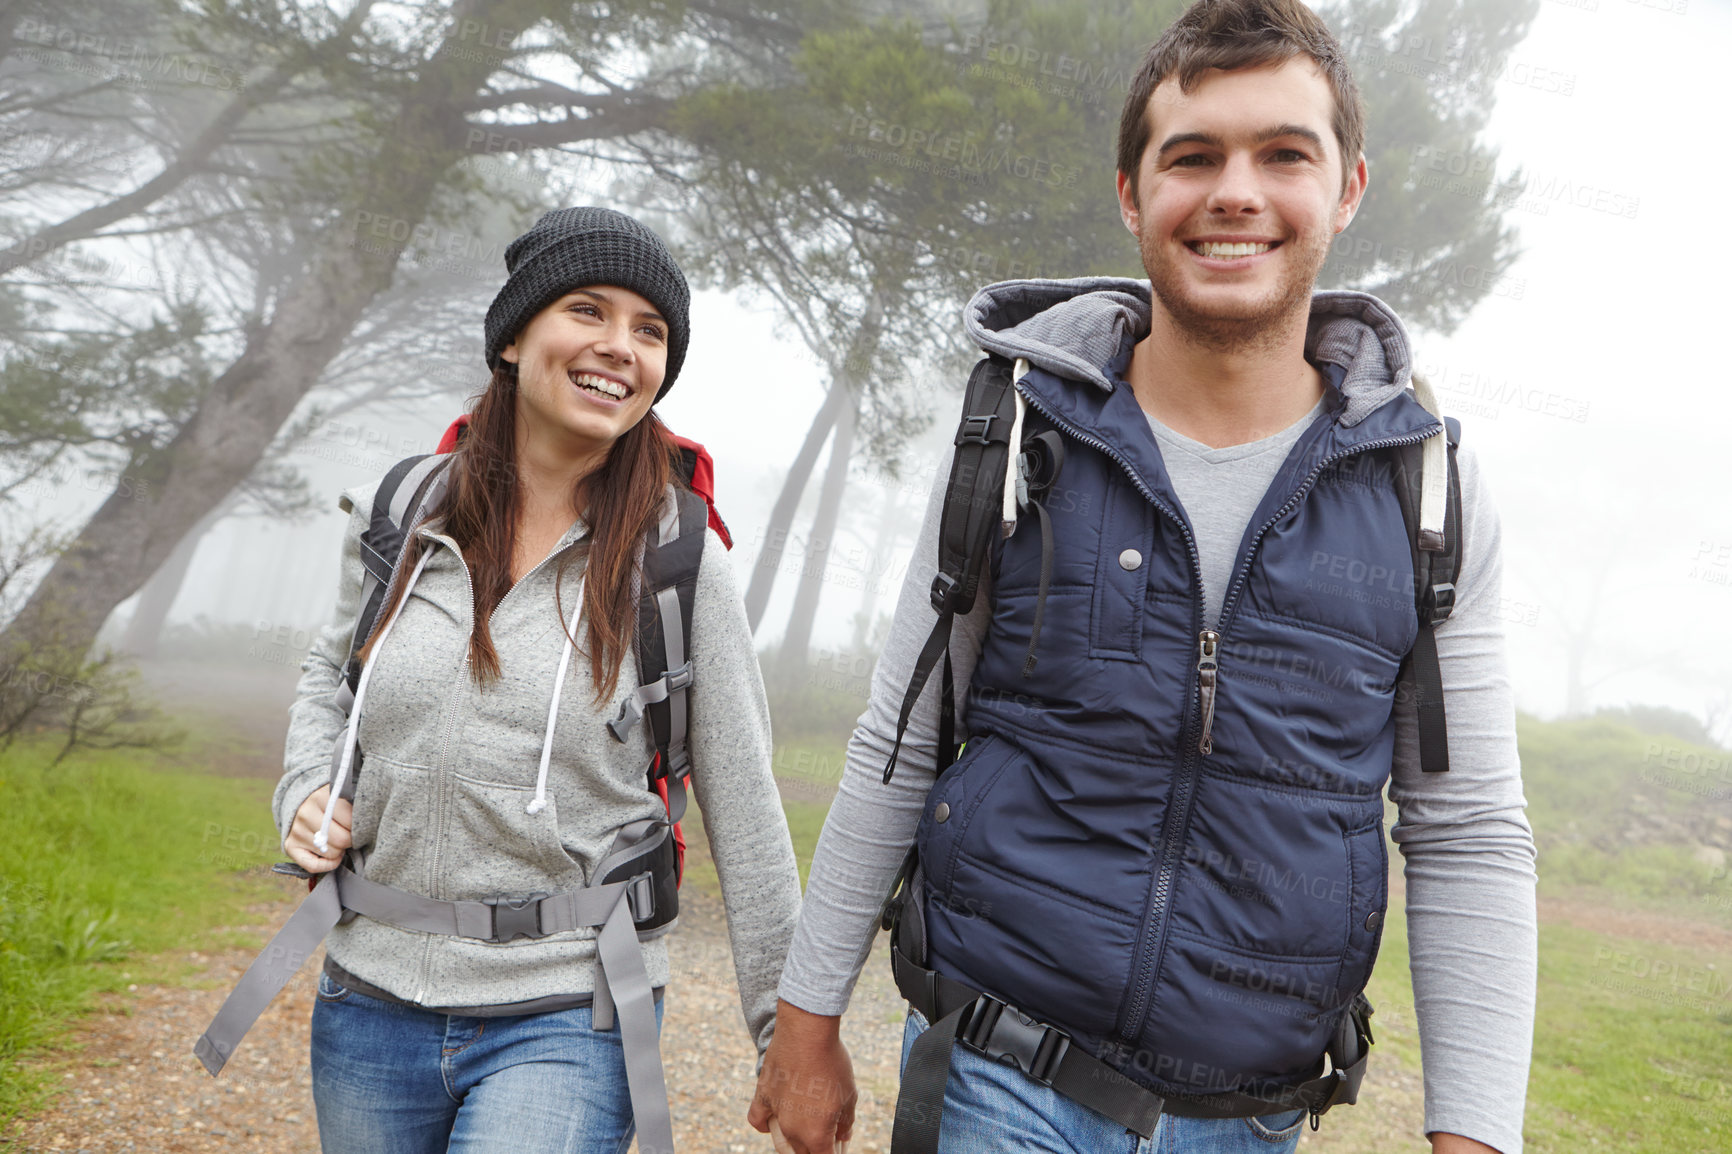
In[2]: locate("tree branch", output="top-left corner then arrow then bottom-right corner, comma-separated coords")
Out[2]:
0,0 -> 381,278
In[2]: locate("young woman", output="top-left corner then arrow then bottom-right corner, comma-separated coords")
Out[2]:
271,207 -> 802,1153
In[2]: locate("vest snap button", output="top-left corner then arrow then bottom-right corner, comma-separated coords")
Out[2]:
1364,909 -> 1382,932
934,802 -> 951,823
1118,548 -> 1143,571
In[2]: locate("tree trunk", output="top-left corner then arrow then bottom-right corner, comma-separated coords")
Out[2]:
117,502 -> 229,656
851,483 -> 905,650
0,0 -> 521,667
777,390 -> 857,680
742,382 -> 845,633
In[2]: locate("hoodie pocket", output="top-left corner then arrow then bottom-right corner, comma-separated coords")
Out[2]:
347,753 -> 431,882
443,772 -> 588,899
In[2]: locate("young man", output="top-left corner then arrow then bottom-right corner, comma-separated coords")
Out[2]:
750,2 -> 1536,1152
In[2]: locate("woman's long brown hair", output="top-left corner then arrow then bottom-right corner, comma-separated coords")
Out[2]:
356,364 -> 676,704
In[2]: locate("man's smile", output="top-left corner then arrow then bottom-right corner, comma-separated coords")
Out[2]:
1184,237 -> 1285,265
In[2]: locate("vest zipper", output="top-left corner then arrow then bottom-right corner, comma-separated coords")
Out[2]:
1195,629 -> 1220,755
1209,426 -> 1440,641
1010,385 -> 1213,1046
1012,379 -> 1440,1045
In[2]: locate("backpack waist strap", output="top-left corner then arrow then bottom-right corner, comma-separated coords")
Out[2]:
889,937 -> 1372,1151
195,863 -> 680,1153
334,867 -> 657,942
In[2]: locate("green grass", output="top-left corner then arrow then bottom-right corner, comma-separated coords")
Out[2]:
0,740 -> 282,1122
1524,924 -> 1732,1154
680,795 -> 833,896
7,710 -> 1731,1151
678,738 -> 848,898
1349,893 -> 1732,1153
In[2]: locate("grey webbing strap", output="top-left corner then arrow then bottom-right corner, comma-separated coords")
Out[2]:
593,948 -> 617,1030
663,764 -> 688,825
655,584 -> 690,776
335,868 -> 636,940
194,871 -> 342,1075
604,659 -> 692,743
596,892 -> 675,1154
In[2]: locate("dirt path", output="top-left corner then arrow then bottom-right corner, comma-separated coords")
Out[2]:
0,881 -> 911,1154
1538,892 -> 1732,953
1,875 -> 1435,1153
0,675 -> 1448,1151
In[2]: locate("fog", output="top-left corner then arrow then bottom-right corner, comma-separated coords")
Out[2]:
6,0 -> 1726,737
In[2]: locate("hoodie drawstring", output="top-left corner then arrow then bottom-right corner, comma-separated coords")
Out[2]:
316,548 -> 434,854
529,574 -> 585,816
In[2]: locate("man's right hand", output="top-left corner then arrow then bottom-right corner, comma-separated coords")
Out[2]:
283,785 -> 351,874
749,998 -> 857,1154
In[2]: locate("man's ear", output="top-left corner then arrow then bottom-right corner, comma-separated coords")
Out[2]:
1116,169 -> 1141,239
1335,154 -> 1369,234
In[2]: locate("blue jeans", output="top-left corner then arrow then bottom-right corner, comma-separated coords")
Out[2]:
310,970 -> 664,1154
900,1009 -> 1306,1153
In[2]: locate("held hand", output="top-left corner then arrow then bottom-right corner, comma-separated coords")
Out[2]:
749,999 -> 856,1154
283,785 -> 351,874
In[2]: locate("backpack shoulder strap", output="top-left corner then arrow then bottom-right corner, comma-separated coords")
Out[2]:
1390,408 -> 1462,773
343,453 -> 453,700
607,485 -> 709,824
882,353 -> 1018,785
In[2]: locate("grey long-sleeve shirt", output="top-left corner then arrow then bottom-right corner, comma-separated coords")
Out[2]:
778,437 -> 1538,1153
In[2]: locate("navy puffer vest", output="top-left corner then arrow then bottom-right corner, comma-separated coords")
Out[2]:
914,355 -> 1441,1101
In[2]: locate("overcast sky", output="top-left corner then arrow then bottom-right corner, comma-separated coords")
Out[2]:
132,0 -> 1729,735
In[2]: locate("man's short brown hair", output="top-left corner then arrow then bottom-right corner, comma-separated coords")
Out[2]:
1117,0 -> 1365,199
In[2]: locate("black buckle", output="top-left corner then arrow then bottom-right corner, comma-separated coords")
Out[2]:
956,413 -> 998,446
1423,582 -> 1456,625
959,995 -> 1070,1085
930,572 -> 960,613
484,894 -> 549,941
625,872 -> 656,923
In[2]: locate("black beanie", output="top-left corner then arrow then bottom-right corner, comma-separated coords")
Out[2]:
483,206 -> 691,402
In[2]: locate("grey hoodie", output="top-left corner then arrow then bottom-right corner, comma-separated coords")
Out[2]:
779,279 -> 1539,1153
273,477 -> 802,1056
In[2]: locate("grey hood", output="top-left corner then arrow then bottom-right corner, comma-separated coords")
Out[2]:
962,277 -> 1417,427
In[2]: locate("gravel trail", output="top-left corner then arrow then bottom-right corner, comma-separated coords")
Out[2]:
0,873 -> 1426,1153
0,881 -> 910,1154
